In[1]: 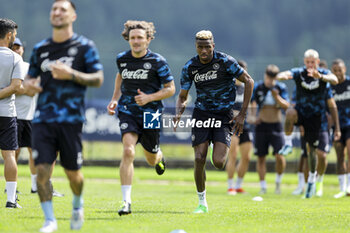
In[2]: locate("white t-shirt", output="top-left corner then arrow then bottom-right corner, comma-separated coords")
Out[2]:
15,62 -> 37,120
0,47 -> 25,117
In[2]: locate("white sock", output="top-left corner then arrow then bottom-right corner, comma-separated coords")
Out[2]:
235,177 -> 243,189
284,135 -> 293,147
275,173 -> 283,184
260,180 -> 267,189
121,185 -> 132,204
6,182 -> 17,203
227,178 -> 234,189
316,174 -> 324,183
308,172 -> 317,183
197,190 -> 207,207
338,174 -> 346,192
297,172 -> 305,188
347,173 -> 350,189
31,174 -> 37,191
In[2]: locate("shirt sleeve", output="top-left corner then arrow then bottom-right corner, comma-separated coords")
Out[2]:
157,58 -> 174,84
84,41 -> 103,73
12,54 -> 25,80
225,55 -> 244,77
180,65 -> 192,90
28,47 -> 41,78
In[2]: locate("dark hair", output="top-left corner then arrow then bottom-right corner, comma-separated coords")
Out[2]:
122,20 -> 155,41
238,60 -> 248,71
54,0 -> 76,10
332,58 -> 345,67
319,59 -> 328,69
0,18 -> 17,39
265,64 -> 280,78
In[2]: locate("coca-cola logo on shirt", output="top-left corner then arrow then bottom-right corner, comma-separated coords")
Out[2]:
121,69 -> 149,80
194,70 -> 217,82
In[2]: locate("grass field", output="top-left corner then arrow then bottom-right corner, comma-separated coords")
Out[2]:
1,165 -> 349,233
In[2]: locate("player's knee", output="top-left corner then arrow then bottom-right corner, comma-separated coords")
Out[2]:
212,156 -> 225,169
123,146 -> 135,160
286,108 -> 297,119
194,155 -> 206,166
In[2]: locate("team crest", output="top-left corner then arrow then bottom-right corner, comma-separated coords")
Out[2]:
191,134 -> 195,141
120,123 -> 128,130
143,62 -> 152,69
213,63 -> 220,70
68,47 -> 78,56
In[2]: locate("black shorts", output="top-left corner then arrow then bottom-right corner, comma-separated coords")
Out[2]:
337,126 -> 350,145
296,111 -> 322,147
238,125 -> 252,145
300,131 -> 330,157
0,117 -> 18,150
254,122 -> 284,157
118,112 -> 160,153
17,119 -> 32,148
32,123 -> 83,170
191,108 -> 233,147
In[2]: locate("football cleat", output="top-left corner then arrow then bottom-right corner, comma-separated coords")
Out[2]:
275,183 -> 281,194
235,188 -> 246,194
6,201 -> 22,209
71,208 -> 84,230
31,189 -> 38,194
227,188 -> 237,195
193,204 -> 208,214
315,181 -> 323,197
39,220 -> 57,233
155,157 -> 166,175
292,187 -> 304,195
52,190 -> 64,197
334,191 -> 346,199
278,145 -> 293,156
118,201 -> 131,216
304,182 -> 315,198
258,188 -> 267,195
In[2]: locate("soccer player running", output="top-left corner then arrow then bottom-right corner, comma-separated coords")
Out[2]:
251,65 -> 289,195
226,60 -> 253,195
107,20 -> 175,216
24,1 -> 104,232
174,30 -> 254,213
277,49 -> 340,198
331,59 -> 350,198
0,18 -> 25,208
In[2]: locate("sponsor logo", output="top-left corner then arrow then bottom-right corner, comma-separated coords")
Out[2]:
121,69 -> 149,80
301,80 -> 319,90
192,70 -> 198,74
41,56 -> 75,72
143,110 -> 162,129
120,63 -> 127,67
77,152 -> 83,166
333,90 -> 350,102
40,52 -> 49,58
194,70 -> 217,82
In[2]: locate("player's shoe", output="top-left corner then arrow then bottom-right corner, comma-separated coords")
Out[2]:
346,186 -> 350,196
155,157 -> 166,175
275,182 -> 281,194
334,191 -> 346,199
52,190 -> 64,197
315,181 -> 323,197
118,201 -> 131,216
39,220 -> 57,233
278,145 -> 292,156
235,188 -> 246,194
258,188 -> 267,195
227,188 -> 237,195
292,187 -> 304,195
304,182 -> 315,198
193,204 -> 208,214
31,189 -> 37,194
5,201 -> 22,208
71,208 -> 84,230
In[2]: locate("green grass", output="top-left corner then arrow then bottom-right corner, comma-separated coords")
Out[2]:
1,165 -> 349,233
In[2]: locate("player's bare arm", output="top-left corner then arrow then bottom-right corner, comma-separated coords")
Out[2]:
107,73 -> 122,115
0,78 -> 23,99
308,69 -> 338,85
173,89 -> 189,129
232,71 -> 254,136
327,98 -> 341,141
276,70 -> 293,80
271,88 -> 290,110
51,60 -> 104,87
134,80 -> 175,106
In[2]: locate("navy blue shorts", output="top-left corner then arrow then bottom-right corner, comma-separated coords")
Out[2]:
238,125 -> 252,145
254,122 -> 284,157
0,117 -> 18,150
296,111 -> 322,147
17,119 -> 32,148
337,126 -> 350,145
32,123 -> 83,170
118,112 -> 160,153
301,130 -> 330,157
191,108 -> 233,147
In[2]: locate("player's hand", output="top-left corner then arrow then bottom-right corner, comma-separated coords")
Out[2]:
51,61 -> 74,80
23,77 -> 42,96
172,115 -> 181,132
230,112 -> 245,136
271,88 -> 279,98
333,130 -> 341,142
307,68 -> 322,79
135,89 -> 151,106
107,100 -> 118,115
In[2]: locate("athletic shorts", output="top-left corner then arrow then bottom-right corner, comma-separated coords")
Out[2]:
17,119 -> 32,148
191,108 -> 233,147
0,117 -> 18,150
300,130 -> 330,157
254,122 -> 284,157
118,112 -> 160,153
296,111 -> 322,147
32,123 -> 83,170
236,125 -> 252,145
336,126 -> 350,146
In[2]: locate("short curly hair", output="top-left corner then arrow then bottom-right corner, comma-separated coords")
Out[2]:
122,20 -> 156,41
195,30 -> 214,41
